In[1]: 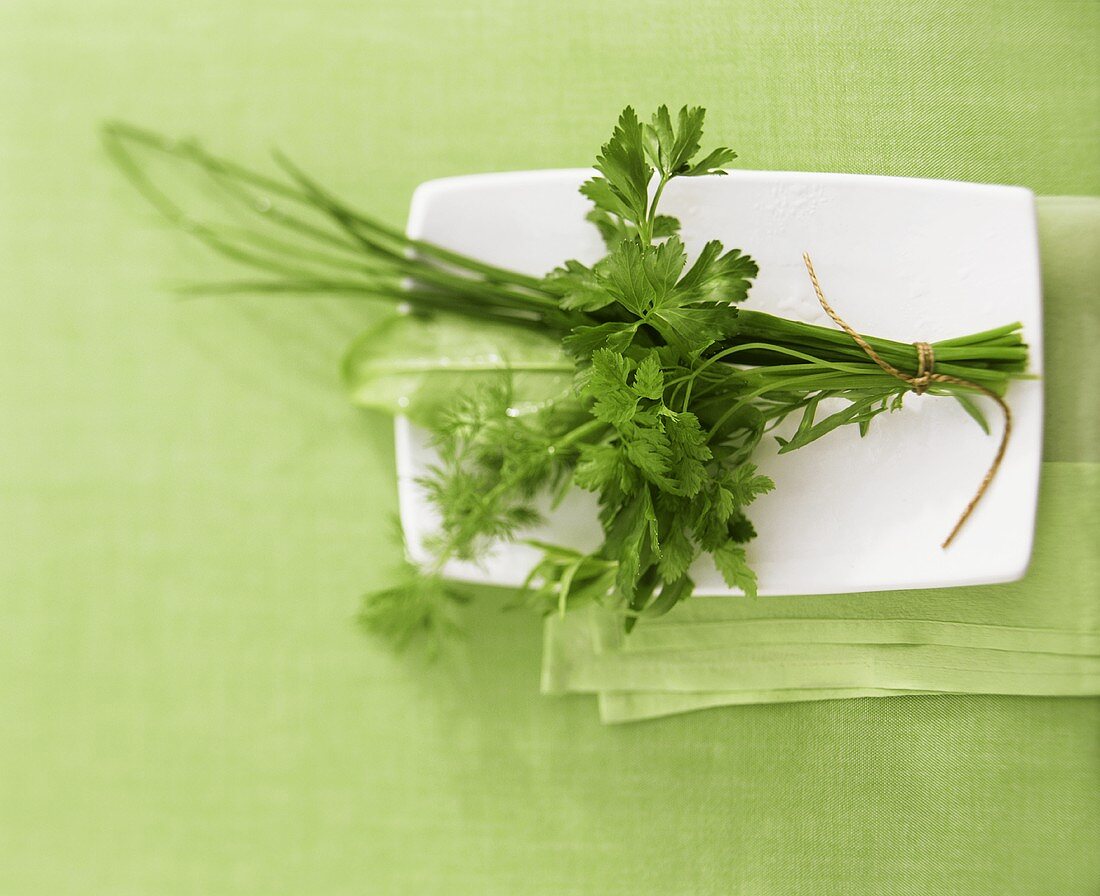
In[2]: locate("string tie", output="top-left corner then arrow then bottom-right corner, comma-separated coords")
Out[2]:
802,253 -> 1012,549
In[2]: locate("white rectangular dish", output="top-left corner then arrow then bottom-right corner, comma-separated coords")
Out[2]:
395,169 -> 1043,595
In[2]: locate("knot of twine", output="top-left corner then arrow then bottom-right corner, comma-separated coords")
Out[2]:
801,253 -> 1012,549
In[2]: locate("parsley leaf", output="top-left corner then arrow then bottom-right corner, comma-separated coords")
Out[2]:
724,463 -> 776,505
678,240 -> 759,304
581,348 -> 640,426
586,209 -> 682,250
656,518 -> 697,582
685,146 -> 739,177
373,106 -> 777,633
580,106 -> 652,227
713,541 -> 758,597
603,487 -> 659,600
643,104 -> 737,178
575,442 -> 638,499
632,352 -> 665,400
662,411 -> 711,496
543,259 -> 613,311
562,321 -> 639,358
644,105 -> 703,176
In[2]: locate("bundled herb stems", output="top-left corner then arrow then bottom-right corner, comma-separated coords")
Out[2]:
106,106 -> 1029,643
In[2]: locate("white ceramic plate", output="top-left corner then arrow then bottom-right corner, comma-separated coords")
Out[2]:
395,170 -> 1043,595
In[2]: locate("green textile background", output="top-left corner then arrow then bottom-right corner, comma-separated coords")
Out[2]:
2,1 -> 1098,894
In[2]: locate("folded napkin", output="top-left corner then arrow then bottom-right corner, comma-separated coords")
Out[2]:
544,196 -> 1100,722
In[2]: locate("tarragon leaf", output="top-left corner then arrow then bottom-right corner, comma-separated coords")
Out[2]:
775,397 -> 886,454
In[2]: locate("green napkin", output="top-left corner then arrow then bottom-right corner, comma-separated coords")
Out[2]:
543,198 -> 1100,721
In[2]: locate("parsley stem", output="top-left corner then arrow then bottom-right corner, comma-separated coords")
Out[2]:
642,174 -> 671,245
554,419 -> 608,450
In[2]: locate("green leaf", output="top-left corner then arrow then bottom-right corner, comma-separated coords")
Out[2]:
637,572 -> 694,618
646,235 -> 689,297
601,238 -> 659,315
697,400 -> 765,449
584,210 -> 680,250
543,259 -> 613,311
579,176 -> 636,222
642,104 -> 674,172
657,522 -> 696,582
565,235 -> 744,355
724,463 -> 776,505
359,568 -> 470,653
712,483 -> 736,523
651,215 -> 682,238
648,305 -> 734,355
953,393 -> 991,434
604,488 -> 657,599
632,352 -> 665,400
562,321 -> 639,358
684,146 -> 738,177
343,313 -> 572,427
775,396 -> 886,454
585,209 -> 632,249
598,235 -> 688,319
575,443 -> 635,497
712,541 -> 758,597
584,106 -> 653,226
581,348 -> 638,426
622,423 -> 672,482
662,412 -> 712,496
727,511 -> 757,543
644,105 -> 706,177
678,241 -> 758,304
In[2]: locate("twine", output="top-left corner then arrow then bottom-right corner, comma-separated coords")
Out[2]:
801,253 -> 1012,549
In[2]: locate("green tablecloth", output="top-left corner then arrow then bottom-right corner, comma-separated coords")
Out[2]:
2,1 -> 1098,893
